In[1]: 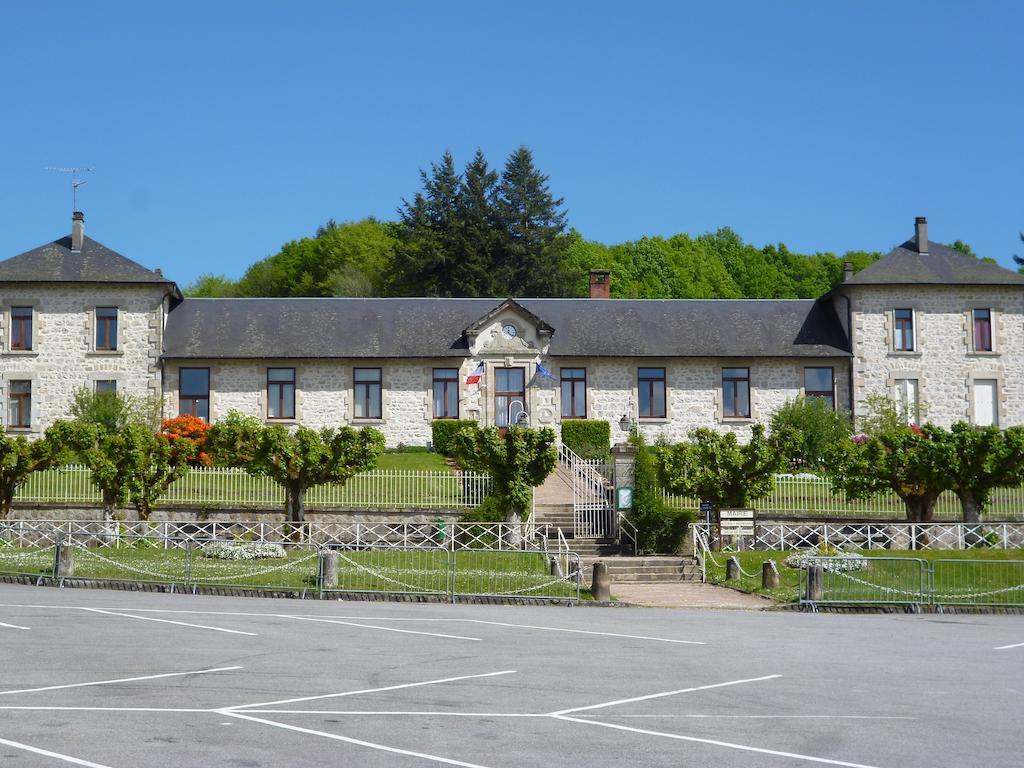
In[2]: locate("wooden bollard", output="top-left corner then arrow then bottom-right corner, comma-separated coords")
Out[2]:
726,555 -> 741,581
762,559 -> 779,589
321,550 -> 339,589
806,564 -> 824,602
55,544 -> 75,578
591,561 -> 611,602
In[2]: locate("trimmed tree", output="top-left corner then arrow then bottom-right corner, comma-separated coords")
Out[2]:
657,425 -> 788,515
207,411 -> 385,525
0,433 -> 62,518
449,425 -> 557,547
769,396 -> 852,473
944,422 -> 1024,524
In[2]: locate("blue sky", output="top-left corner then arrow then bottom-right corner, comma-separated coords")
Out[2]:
1,1 -> 1021,284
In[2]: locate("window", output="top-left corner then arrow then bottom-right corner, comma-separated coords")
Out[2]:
10,307 -> 32,351
973,379 -> 998,427
722,367 -> 750,419
95,307 -> 118,351
495,368 -> 526,428
894,378 -> 919,425
178,368 -> 210,421
267,368 -> 296,420
95,380 -> 117,394
638,367 -> 666,419
7,380 -> 31,428
354,368 -> 382,419
893,308 -> 914,352
432,368 -> 459,419
560,368 -> 587,419
804,367 -> 835,410
973,309 -> 993,352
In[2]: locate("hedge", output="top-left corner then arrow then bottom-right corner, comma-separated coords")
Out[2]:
561,420 -> 611,458
431,420 -> 478,456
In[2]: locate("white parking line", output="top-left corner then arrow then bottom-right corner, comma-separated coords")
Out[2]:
228,669 -> 516,711
244,710 -> 545,717
278,614 -> 481,641
0,666 -> 242,697
554,715 -> 884,768
549,675 -> 782,716
221,709 -> 495,768
0,706 -> 214,712
0,620 -> 30,630
0,736 -> 115,768
994,641 -> 1024,650
81,607 -> 257,636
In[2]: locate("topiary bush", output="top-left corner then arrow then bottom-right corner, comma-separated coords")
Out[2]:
560,420 -> 611,459
431,420 -> 478,456
628,434 -> 694,554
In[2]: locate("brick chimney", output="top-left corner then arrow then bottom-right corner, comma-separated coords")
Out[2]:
589,269 -> 611,299
914,216 -> 928,255
842,261 -> 853,282
71,211 -> 85,252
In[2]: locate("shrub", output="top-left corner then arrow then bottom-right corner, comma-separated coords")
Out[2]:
199,541 -> 287,560
628,434 -> 694,554
459,495 -> 507,523
431,420 -> 477,456
560,420 -> 611,459
160,414 -> 212,465
769,396 -> 851,472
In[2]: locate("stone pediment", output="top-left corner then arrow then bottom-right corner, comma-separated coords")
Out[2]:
465,299 -> 554,357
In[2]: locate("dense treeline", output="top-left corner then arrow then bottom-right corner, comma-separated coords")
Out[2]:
186,145 -> 991,300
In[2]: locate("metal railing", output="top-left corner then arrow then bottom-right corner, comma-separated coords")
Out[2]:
801,556 -> 1024,609
664,474 -> 1024,521
694,521 -> 1024,552
0,532 -> 581,603
559,444 -> 615,538
13,465 -> 491,510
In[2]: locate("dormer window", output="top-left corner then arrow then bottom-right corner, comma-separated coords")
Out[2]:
95,307 -> 118,351
893,309 -> 914,352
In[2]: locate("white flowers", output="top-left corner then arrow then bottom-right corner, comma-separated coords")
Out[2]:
199,541 -> 287,561
784,549 -> 868,572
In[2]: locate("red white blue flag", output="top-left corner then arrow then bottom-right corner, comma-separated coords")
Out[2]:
466,363 -> 485,385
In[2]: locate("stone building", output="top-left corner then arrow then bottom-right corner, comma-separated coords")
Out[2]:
1,213 -> 1021,446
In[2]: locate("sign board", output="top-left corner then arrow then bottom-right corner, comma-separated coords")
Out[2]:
718,508 -> 755,537
616,486 -> 634,511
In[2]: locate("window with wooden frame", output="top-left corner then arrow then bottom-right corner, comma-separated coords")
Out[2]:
803,367 -> 835,410
95,307 -> 118,351
354,368 -> 382,420
893,308 -> 914,352
973,309 -> 993,352
894,378 -> 919,426
7,380 -> 31,428
638,367 -> 666,419
560,368 -> 587,419
10,307 -> 32,351
178,368 -> 210,422
267,368 -> 296,420
722,367 -> 751,419
432,368 -> 459,419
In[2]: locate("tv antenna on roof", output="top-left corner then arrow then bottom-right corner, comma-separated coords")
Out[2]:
45,166 -> 95,210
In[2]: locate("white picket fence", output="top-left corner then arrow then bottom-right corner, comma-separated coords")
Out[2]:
14,466 -> 491,510
665,473 -> 1024,521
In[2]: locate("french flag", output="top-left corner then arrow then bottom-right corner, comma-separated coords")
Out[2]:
466,362 -> 485,385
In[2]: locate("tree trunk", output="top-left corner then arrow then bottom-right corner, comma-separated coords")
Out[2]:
285,480 -> 306,544
102,491 -> 118,542
957,489 -> 981,524
903,495 -> 937,550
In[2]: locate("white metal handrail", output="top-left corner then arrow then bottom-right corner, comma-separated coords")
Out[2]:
559,444 -> 615,538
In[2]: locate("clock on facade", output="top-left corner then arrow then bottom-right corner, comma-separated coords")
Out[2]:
501,324 -> 518,339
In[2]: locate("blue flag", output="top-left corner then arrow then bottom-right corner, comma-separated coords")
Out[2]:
536,363 -> 557,382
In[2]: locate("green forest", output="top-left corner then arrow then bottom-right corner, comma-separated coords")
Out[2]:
185,146 -> 986,300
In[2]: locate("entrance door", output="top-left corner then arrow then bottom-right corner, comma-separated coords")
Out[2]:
494,368 -> 526,433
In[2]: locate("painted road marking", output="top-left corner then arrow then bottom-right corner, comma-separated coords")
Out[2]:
81,607 -> 257,636
549,674 -> 782,716
0,737 -> 115,768
278,614 -> 481,641
0,666 -> 242,697
0,620 -> 30,630
228,669 -> 516,711
994,641 -> 1024,650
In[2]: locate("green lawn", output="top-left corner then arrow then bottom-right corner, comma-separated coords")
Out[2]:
706,548 -> 1024,604
0,541 -> 579,600
377,451 -> 451,471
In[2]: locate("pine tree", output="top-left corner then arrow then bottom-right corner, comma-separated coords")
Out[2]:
452,149 -> 503,295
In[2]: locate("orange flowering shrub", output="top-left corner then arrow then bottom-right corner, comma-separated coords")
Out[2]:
160,415 -> 212,465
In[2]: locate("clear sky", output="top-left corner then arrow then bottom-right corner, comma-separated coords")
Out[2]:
1,1 -> 1021,285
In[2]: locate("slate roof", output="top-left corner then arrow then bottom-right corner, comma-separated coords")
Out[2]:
844,239 -> 1024,286
163,297 -> 850,360
0,235 -> 177,288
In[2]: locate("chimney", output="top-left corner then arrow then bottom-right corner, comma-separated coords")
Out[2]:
914,216 -> 928,255
589,269 -> 611,299
71,211 -> 85,252
842,261 -> 853,282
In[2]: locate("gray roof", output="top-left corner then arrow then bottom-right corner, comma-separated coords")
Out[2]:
163,297 -> 850,360
0,235 -> 177,287
845,239 -> 1024,286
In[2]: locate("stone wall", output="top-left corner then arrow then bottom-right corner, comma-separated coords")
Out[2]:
850,285 -> 1024,426
0,283 -> 167,434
